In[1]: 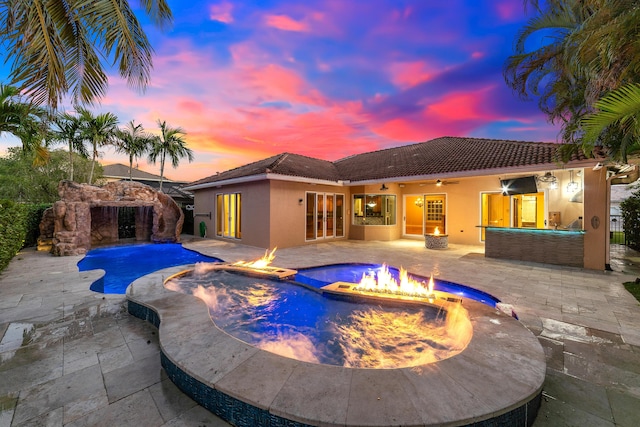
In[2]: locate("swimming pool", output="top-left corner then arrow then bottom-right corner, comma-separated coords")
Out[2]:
78,243 -> 222,293
165,268 -> 472,368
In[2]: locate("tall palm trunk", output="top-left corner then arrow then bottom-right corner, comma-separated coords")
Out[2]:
129,153 -> 134,180
88,145 -> 97,185
159,154 -> 166,192
68,140 -> 74,181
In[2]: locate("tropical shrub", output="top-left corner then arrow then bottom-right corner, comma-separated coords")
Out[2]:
23,203 -> 51,247
0,200 -> 28,272
0,201 -> 50,272
620,190 -> 640,250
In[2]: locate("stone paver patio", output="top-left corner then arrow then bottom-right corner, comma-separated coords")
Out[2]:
1,238 -> 639,426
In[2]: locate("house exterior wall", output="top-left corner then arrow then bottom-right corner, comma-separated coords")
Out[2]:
583,168 -> 609,270
348,184 -> 403,242
268,180 -> 347,248
399,175 -> 500,245
192,181 -> 270,246
191,165 -> 611,270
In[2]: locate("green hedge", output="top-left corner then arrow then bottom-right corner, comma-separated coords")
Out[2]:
0,201 -> 50,272
621,190 -> 640,250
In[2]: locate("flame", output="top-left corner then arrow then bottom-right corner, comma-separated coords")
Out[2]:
355,264 -> 436,299
434,227 -> 440,236
233,247 -> 277,269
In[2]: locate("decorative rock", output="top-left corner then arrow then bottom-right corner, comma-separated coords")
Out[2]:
40,180 -> 184,256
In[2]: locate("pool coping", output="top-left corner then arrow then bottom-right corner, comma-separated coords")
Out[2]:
126,264 -> 546,427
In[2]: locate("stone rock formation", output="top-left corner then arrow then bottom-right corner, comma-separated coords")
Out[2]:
39,180 -> 184,256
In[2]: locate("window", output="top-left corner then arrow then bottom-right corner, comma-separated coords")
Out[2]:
216,193 -> 241,238
426,199 -> 443,221
353,194 -> 396,225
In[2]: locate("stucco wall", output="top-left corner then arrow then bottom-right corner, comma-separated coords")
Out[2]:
583,168 -> 609,270
192,181 -> 270,247
268,180 -> 347,248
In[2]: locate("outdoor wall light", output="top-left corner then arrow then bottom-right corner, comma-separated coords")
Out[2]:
298,198 -> 304,205
380,184 -> 389,191
436,179 -> 442,186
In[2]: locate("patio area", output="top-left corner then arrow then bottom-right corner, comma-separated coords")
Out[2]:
1,238 -> 639,426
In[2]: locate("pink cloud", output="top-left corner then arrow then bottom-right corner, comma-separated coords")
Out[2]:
388,61 -> 436,89
494,1 -> 522,21
427,88 -> 499,122
370,86 -> 506,142
209,2 -> 234,23
264,14 -> 309,32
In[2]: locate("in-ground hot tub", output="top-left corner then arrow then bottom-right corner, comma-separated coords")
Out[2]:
127,261 -> 545,427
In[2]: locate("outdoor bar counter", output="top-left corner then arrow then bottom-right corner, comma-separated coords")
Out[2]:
482,226 -> 585,268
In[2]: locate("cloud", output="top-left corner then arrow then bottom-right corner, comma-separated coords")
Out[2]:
264,14 -> 309,32
69,1 -> 556,183
209,2 -> 234,23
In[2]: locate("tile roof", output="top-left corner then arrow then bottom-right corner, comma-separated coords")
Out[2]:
188,137 -> 597,186
103,163 -> 192,201
334,136 -> 592,181
102,163 -> 184,182
188,153 -> 340,186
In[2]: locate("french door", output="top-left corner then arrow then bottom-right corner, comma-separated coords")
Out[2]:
306,192 -> 344,240
404,194 -> 446,235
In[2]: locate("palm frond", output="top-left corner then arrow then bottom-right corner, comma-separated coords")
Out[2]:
582,83 -> 640,142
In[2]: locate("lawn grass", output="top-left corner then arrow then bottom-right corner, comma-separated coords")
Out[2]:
623,281 -> 640,303
611,231 -> 626,244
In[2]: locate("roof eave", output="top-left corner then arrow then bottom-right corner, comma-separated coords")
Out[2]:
184,173 -> 344,190
345,159 -> 601,185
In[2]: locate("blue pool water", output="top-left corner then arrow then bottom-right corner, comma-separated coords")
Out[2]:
293,263 -> 500,308
78,243 -> 223,294
167,269 -> 468,368
80,245 -> 500,308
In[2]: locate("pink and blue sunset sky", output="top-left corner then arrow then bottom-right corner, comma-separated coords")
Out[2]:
0,0 -> 558,183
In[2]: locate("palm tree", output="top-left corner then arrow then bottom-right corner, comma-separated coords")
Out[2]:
113,120 -> 154,180
504,1 -> 592,140
581,84 -> 640,162
52,112 -> 89,181
0,1 -> 173,108
148,120 -> 193,192
79,108 -> 118,185
506,1 -> 640,160
0,84 -> 51,165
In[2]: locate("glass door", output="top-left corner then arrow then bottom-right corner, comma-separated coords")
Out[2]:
404,194 -> 446,235
306,192 -> 343,240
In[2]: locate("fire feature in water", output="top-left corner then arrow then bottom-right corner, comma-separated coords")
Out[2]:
191,247 -> 296,279
232,247 -> 278,269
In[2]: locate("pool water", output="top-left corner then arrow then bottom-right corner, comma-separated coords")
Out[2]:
166,269 -> 472,368
78,243 -> 222,294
